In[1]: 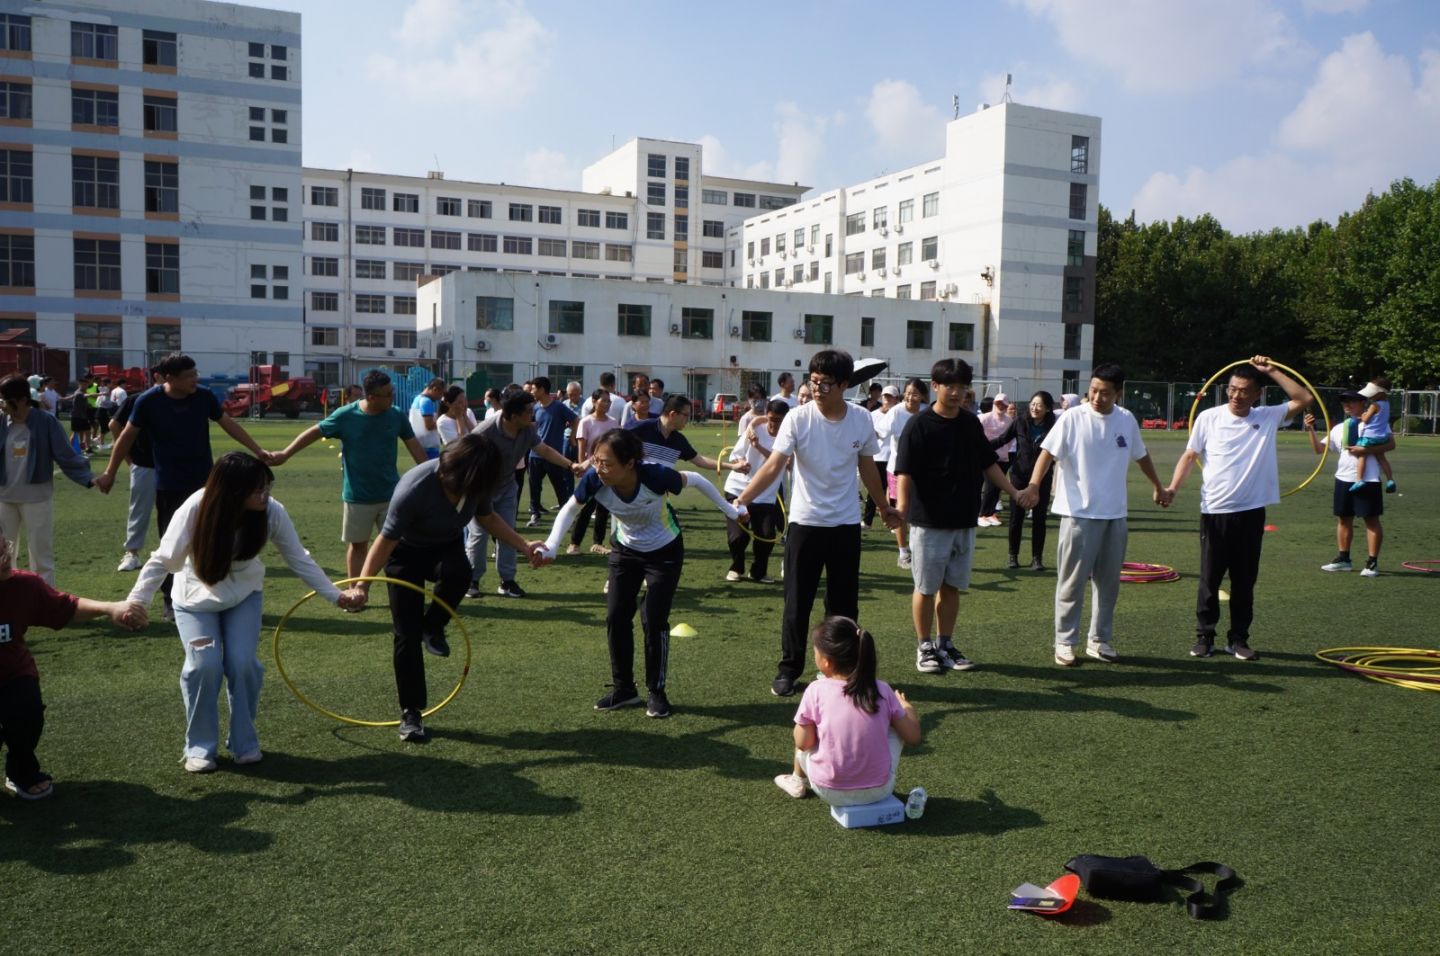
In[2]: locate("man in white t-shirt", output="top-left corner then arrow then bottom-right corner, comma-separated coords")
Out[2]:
770,372 -> 799,409
1028,363 -> 1170,667
1166,356 -> 1309,661
1305,394 -> 1391,577
736,350 -> 900,697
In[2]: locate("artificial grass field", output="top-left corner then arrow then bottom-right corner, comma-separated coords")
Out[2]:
4,421 -> 1438,954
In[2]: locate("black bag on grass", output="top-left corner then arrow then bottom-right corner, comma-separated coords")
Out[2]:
1064,854 -> 1239,919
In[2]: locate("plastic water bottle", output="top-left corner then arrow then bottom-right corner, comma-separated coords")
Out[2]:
905,787 -> 927,820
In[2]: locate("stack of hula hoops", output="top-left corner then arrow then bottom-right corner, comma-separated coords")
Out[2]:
1121,562 -> 1179,584
1315,647 -> 1440,693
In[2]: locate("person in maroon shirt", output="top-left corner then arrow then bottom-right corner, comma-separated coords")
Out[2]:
0,531 -> 143,799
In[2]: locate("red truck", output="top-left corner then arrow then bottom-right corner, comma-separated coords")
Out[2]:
223,365 -> 321,419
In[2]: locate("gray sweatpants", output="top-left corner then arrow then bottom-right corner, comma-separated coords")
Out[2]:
466,479 -> 519,584
1053,515 -> 1127,647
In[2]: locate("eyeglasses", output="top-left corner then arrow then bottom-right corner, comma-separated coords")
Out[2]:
807,377 -> 837,392
1226,387 -> 1255,396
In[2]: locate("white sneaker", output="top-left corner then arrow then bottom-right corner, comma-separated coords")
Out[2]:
1321,559 -> 1353,572
565,544 -> 580,556
1054,644 -> 1076,667
183,756 -> 217,773
725,570 -> 743,582
1086,640 -> 1118,663
233,749 -> 263,765
1360,565 -> 1380,578
773,773 -> 808,799
116,552 -> 142,572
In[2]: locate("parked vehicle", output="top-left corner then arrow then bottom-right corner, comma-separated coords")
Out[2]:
711,393 -> 741,419
223,365 -> 321,418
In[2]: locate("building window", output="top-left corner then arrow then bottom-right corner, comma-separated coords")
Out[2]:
538,238 -> 567,257
573,240 -> 600,260
508,203 -> 532,222
898,198 -> 914,223
861,316 -> 875,348
355,328 -> 386,347
807,261 -> 818,281
392,192 -> 418,213
71,155 -> 119,209
75,320 -> 122,367
824,233 -> 833,257
774,268 -> 784,286
803,314 -> 833,345
355,259 -> 386,280
271,64 -> 287,81
895,284 -> 911,299
538,205 -> 562,225
437,196 -> 461,216
906,320 -> 933,350
741,310 -> 771,342
759,238 -> 770,257
647,153 -> 666,178
733,192 -> 755,208
702,189 -> 726,205
922,192 -> 939,217
949,322 -> 975,351
360,187 -> 385,210
1069,183 -> 1087,220
921,236 -> 938,261
605,211 -> 628,230
143,30 -> 177,67
823,272 -> 831,293
143,94 -> 177,133
71,22 -> 118,60
355,295 -> 386,314
0,81 -> 30,121
0,234 -> 35,287
775,234 -> 786,254
72,89 -> 119,127
1071,135 -> 1090,174
647,182 -> 666,206
502,236 -> 533,255
310,325 -> 338,345
310,185 -> 337,206
393,261 -> 424,282
674,156 -> 689,180
0,150 -> 31,204
312,221 -> 338,242
430,229 -> 461,250
476,296 -> 514,330
845,212 -> 865,236
674,215 -> 688,240
549,300 -> 585,334
576,208 -> 600,228
393,328 -> 417,347
459,198 -> 489,219
646,212 -> 665,240
674,249 -> 689,273
355,225 -> 386,245
144,242 -> 179,294
605,244 -> 632,262
871,289 -> 885,298
617,303 -> 651,336
844,252 -> 864,276
759,195 -> 793,210
674,184 -> 689,208
73,238 -> 121,291
459,233 -> 493,253
873,207 -> 888,230
394,227 -> 425,247
682,307 -> 712,339
1064,322 -> 1082,360
1064,276 -> 1084,313
919,281 -> 937,301
1067,229 -> 1085,266
310,256 -> 338,277
1,14 -> 31,53
894,242 -> 912,267
871,248 -> 886,271
394,297 -> 417,317
702,250 -> 723,269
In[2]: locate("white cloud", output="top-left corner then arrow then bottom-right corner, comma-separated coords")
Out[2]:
1301,0 -> 1368,13
1129,34 -> 1440,231
517,147 -> 577,189
978,71 -> 1083,112
697,135 -> 776,182
699,103 -> 836,186
1015,0 -> 1310,93
369,1 -> 551,107
864,80 -> 946,163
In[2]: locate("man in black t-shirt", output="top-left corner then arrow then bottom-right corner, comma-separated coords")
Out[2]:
893,358 -> 1030,675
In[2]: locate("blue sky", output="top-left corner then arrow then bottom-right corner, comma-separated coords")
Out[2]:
269,0 -> 1440,233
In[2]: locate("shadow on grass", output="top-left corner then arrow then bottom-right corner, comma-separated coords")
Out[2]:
1049,899 -> 1113,927
873,788 -> 1045,838
902,681 -> 1198,725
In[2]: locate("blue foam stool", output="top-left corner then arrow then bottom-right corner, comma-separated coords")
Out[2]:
830,795 -> 905,828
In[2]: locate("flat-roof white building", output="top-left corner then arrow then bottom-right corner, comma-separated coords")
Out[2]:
0,0 -> 304,378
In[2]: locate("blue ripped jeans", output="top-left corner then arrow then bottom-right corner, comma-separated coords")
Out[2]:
174,591 -> 264,759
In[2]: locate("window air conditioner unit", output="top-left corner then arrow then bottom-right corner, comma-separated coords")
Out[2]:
749,258 -> 756,266
857,272 -> 866,281
730,325 -> 741,336
879,227 -> 888,237
780,250 -> 787,259
893,224 -> 903,234
877,267 -> 887,278
807,245 -> 815,253
476,340 -> 490,352
938,289 -> 950,299
544,333 -> 558,345
893,266 -> 902,276
669,322 -> 680,334
945,283 -> 958,295
385,349 -> 395,356
792,328 -> 805,339
928,259 -> 939,269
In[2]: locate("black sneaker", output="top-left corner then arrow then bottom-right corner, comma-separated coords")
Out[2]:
937,638 -> 977,672
398,709 -> 428,743
1030,558 -> 1045,571
1006,554 -> 1020,569
465,580 -> 482,599
594,685 -> 643,711
645,689 -> 672,719
1190,636 -> 1214,658
771,674 -> 798,697
916,641 -> 945,674
422,631 -> 450,658
1227,641 -> 1258,661
497,579 -> 526,598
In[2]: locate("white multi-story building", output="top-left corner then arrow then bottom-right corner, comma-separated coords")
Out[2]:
0,0 -> 304,379
736,103 -> 1101,396
301,139 -> 806,387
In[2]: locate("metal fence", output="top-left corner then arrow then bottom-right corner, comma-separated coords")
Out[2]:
1121,380 -> 1437,435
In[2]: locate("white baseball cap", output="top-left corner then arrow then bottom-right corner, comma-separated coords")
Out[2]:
1358,382 -> 1385,399
881,385 -> 901,398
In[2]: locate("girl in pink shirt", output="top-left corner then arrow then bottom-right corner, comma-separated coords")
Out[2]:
774,617 -> 922,806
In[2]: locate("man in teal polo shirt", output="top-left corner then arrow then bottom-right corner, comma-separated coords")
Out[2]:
274,370 -> 427,579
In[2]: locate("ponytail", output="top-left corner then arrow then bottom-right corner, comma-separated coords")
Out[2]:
811,616 -> 880,715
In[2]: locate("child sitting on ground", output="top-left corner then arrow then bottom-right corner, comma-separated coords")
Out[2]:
1349,379 -> 1397,494
774,616 -> 922,806
1,531 -> 144,800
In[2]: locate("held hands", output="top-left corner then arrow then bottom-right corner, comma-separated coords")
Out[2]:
879,503 -> 903,531
94,472 -> 115,495
525,541 -> 553,568
730,459 -> 752,475
1012,486 -> 1039,510
570,460 -> 586,477
337,588 -> 367,610
1153,486 -> 1176,508
113,601 -> 148,630
263,449 -> 289,466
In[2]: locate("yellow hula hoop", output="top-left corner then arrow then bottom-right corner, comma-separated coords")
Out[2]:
1186,359 -> 1330,498
272,575 -> 472,728
716,441 -> 787,544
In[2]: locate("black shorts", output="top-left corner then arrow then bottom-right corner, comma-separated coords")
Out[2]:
1333,478 -> 1383,518
70,414 -> 92,429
